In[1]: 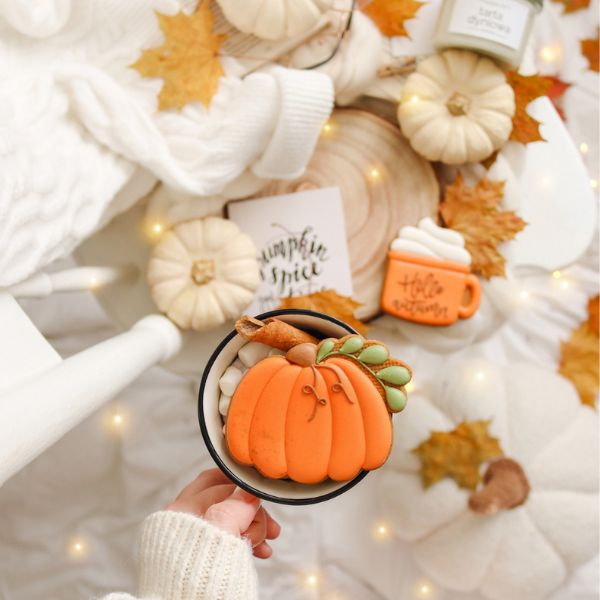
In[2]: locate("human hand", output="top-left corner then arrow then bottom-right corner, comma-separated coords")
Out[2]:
166,468 -> 281,559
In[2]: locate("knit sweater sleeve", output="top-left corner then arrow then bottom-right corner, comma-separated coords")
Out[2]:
100,511 -> 258,600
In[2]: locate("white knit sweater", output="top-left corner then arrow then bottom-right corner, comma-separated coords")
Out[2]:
100,511 -> 258,600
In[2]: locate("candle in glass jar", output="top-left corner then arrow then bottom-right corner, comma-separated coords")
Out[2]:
434,0 -> 542,67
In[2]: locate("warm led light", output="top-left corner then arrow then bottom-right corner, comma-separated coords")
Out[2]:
321,120 -> 334,137
519,290 -> 530,301
372,521 -> 392,540
366,166 -> 383,183
580,142 -> 589,154
591,179 -> 598,189
409,95 -> 420,104
474,370 -> 486,382
152,223 -> 163,234
89,277 -> 98,289
68,537 -> 88,559
112,413 -> 124,427
552,270 -> 562,279
405,380 -> 415,393
305,573 -> 318,587
539,46 -> 556,62
413,578 -> 437,599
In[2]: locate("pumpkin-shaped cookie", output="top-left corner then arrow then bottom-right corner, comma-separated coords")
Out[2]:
147,217 -> 260,331
226,336 -> 412,483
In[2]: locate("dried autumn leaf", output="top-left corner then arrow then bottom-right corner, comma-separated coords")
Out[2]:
506,72 -> 553,144
559,295 -> 599,407
413,420 -> 504,490
551,0 -> 590,13
278,289 -> 368,335
361,0 -> 424,37
581,35 -> 599,72
545,75 -> 570,121
131,1 -> 225,110
440,175 -> 527,278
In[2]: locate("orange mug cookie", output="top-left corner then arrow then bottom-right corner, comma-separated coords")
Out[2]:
381,250 -> 481,326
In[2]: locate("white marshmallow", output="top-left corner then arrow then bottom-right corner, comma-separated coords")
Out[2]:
219,366 -> 243,396
238,342 -> 272,368
219,393 -> 232,417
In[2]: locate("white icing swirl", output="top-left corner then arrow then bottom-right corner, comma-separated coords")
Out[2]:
390,218 -> 471,265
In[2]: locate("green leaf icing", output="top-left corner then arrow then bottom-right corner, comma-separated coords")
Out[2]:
385,386 -> 407,412
316,339 -> 335,362
358,345 -> 389,365
340,336 -> 364,354
377,366 -> 411,386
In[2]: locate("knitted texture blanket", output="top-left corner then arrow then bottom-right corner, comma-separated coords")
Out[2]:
0,0 -> 333,287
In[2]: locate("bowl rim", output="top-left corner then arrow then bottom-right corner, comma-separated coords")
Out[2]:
197,308 -> 369,505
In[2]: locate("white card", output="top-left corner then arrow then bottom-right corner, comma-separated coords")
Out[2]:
227,187 -> 354,315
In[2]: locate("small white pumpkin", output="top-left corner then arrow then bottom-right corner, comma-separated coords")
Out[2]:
398,50 -> 515,164
215,0 -> 332,41
379,360 -> 598,600
147,217 -> 259,331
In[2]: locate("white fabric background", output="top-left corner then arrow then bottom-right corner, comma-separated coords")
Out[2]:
0,1 -> 598,599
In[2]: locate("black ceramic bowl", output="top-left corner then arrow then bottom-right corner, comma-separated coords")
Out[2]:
198,309 -> 369,505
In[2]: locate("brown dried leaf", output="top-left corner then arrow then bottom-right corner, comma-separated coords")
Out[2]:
413,420 -> 504,490
440,175 -> 527,278
559,295 -> 599,407
581,35 -> 599,72
361,0 -> 424,37
278,290 -> 368,335
506,72 -> 553,144
131,1 -> 225,110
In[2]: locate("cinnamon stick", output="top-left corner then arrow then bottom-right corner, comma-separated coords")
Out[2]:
235,316 -> 319,351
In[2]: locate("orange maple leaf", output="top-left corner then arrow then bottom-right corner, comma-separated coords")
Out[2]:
361,0 -> 424,37
413,420 -> 504,490
551,0 -> 590,12
440,175 -> 527,279
278,289 -> 368,335
581,35 -> 599,72
559,295 -> 599,407
131,0 -> 225,110
506,72 -> 553,144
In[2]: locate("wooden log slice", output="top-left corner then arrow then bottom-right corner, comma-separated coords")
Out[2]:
260,108 -> 439,320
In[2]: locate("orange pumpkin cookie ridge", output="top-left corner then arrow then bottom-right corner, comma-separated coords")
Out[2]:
226,333 -> 412,484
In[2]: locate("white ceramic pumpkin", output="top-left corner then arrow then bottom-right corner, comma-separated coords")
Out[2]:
147,217 -> 260,331
398,50 -> 515,164
215,0 -> 332,41
378,359 -> 599,600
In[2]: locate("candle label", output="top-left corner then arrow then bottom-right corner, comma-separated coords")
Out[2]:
448,0 -> 529,50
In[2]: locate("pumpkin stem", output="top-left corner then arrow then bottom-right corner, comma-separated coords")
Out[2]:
191,259 -> 215,285
286,343 -> 318,366
446,92 -> 471,116
468,458 -> 530,516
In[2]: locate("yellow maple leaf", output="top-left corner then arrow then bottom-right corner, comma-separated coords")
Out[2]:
131,1 -> 225,111
581,35 -> 599,72
439,175 -> 527,279
278,289 -> 368,335
413,420 -> 504,490
361,0 -> 424,38
506,72 -> 553,144
559,295 -> 599,407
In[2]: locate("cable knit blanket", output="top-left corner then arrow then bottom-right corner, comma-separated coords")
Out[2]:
0,0 -> 333,287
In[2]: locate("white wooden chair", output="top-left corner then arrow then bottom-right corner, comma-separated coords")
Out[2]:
0,266 -> 182,486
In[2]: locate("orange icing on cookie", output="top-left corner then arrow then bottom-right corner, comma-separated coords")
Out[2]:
226,347 -> 396,484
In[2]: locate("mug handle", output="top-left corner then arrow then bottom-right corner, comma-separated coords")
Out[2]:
458,274 -> 481,319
